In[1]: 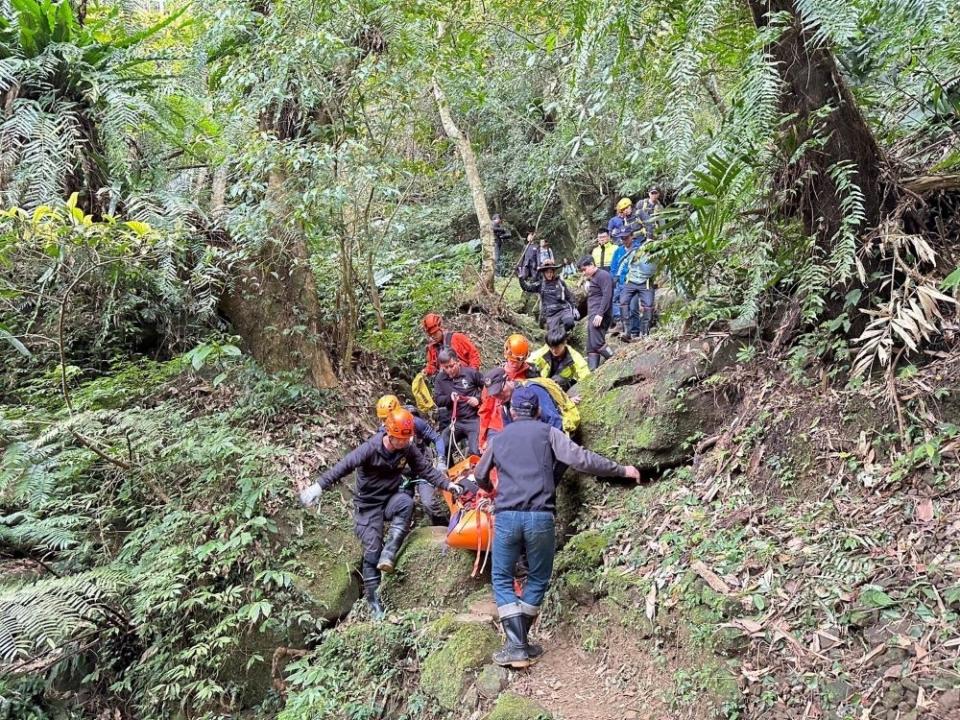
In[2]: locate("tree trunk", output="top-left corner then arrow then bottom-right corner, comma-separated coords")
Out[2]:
432,78 -> 496,294
219,172 -> 337,388
748,0 -> 887,244
557,178 -> 595,256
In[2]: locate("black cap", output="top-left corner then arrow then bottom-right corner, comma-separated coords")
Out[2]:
484,367 -> 508,396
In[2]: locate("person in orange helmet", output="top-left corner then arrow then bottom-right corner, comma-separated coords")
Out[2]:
478,334 -> 538,448
299,408 -> 463,619
421,313 -> 481,378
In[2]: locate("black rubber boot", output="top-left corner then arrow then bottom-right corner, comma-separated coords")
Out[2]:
493,615 -> 530,668
520,614 -> 543,661
587,353 -> 600,371
599,345 -> 614,360
362,563 -> 385,620
377,517 -> 410,574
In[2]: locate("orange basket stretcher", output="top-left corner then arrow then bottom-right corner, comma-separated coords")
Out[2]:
442,455 -> 497,576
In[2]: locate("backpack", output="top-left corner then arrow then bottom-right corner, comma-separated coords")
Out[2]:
521,377 -> 581,434
412,372 -> 436,413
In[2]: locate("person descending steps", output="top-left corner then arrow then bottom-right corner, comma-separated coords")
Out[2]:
299,408 -> 463,619
471,387 -> 640,668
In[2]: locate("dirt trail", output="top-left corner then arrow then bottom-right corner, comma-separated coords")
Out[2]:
508,638 -> 671,720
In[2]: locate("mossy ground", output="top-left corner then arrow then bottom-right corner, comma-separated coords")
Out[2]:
485,692 -> 553,720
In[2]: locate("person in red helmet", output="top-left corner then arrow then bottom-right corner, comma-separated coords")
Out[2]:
421,313 -> 481,378
299,408 -> 463,619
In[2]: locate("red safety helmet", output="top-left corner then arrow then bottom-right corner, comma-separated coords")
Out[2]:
422,313 -> 443,333
503,334 -> 530,362
385,408 -> 416,440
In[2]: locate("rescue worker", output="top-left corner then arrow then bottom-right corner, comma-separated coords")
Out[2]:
299,408 -> 463,619
610,231 -> 638,337
503,334 -> 539,381
607,197 -> 633,245
472,387 -> 640,667
478,335 -> 539,448
619,232 -> 659,337
591,228 -> 615,272
577,255 -> 615,370
517,232 -> 540,292
376,395 -> 447,523
537,260 -> 577,335
638,186 -> 664,238
538,236 -> 555,267
421,313 -> 481,378
482,367 -> 564,437
528,328 -> 590,392
433,349 -> 484,458
492,214 -> 511,276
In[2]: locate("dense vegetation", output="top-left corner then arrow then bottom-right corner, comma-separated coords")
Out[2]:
1,0 -> 959,718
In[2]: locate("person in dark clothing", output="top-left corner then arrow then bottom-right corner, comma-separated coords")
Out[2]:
433,348 -> 485,459
537,260 -> 577,334
492,214 -> 511,276
299,408 -> 463,619
473,387 -> 640,667
577,255 -> 616,370
517,232 -> 541,292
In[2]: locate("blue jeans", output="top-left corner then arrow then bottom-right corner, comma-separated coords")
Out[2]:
620,281 -> 655,336
492,510 -> 556,610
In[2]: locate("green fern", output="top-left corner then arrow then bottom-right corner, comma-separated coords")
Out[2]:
0,566 -> 132,664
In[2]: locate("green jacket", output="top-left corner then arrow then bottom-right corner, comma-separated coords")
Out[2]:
529,344 -> 591,390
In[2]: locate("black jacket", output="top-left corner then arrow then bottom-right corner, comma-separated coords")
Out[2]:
586,268 -> 615,319
433,366 -> 485,422
318,430 -> 452,511
539,277 -> 574,318
518,243 -> 539,279
474,418 -> 625,512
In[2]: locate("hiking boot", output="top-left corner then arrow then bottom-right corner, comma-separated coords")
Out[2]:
377,517 -> 409,573
364,582 -> 385,620
520,614 -> 543,661
493,615 -> 530,668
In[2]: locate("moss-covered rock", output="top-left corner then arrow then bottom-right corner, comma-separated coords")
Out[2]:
280,503 -> 361,623
485,692 -> 553,720
574,339 -> 740,471
381,526 -> 488,611
554,530 -> 607,573
420,620 -> 500,710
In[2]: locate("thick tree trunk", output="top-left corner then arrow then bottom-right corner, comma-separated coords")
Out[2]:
749,0 -> 887,244
432,79 -> 496,293
220,172 -> 337,388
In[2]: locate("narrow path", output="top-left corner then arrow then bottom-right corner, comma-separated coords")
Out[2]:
507,637 -> 670,720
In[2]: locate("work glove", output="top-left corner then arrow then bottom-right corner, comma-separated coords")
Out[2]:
299,483 -> 323,507
448,483 -> 464,499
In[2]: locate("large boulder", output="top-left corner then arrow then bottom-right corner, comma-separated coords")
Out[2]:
381,526 -> 488,611
575,336 -> 741,470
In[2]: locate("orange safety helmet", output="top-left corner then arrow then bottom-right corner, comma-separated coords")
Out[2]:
376,394 -> 400,420
385,408 -> 416,439
503,333 -> 530,362
422,313 -> 443,333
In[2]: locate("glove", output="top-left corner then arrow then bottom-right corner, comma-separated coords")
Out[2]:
448,483 -> 464,499
572,309 -> 581,321
299,483 -> 323,507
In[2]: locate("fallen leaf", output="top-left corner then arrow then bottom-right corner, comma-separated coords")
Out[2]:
916,498 -> 934,523
645,584 -> 657,621
691,559 -> 731,594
